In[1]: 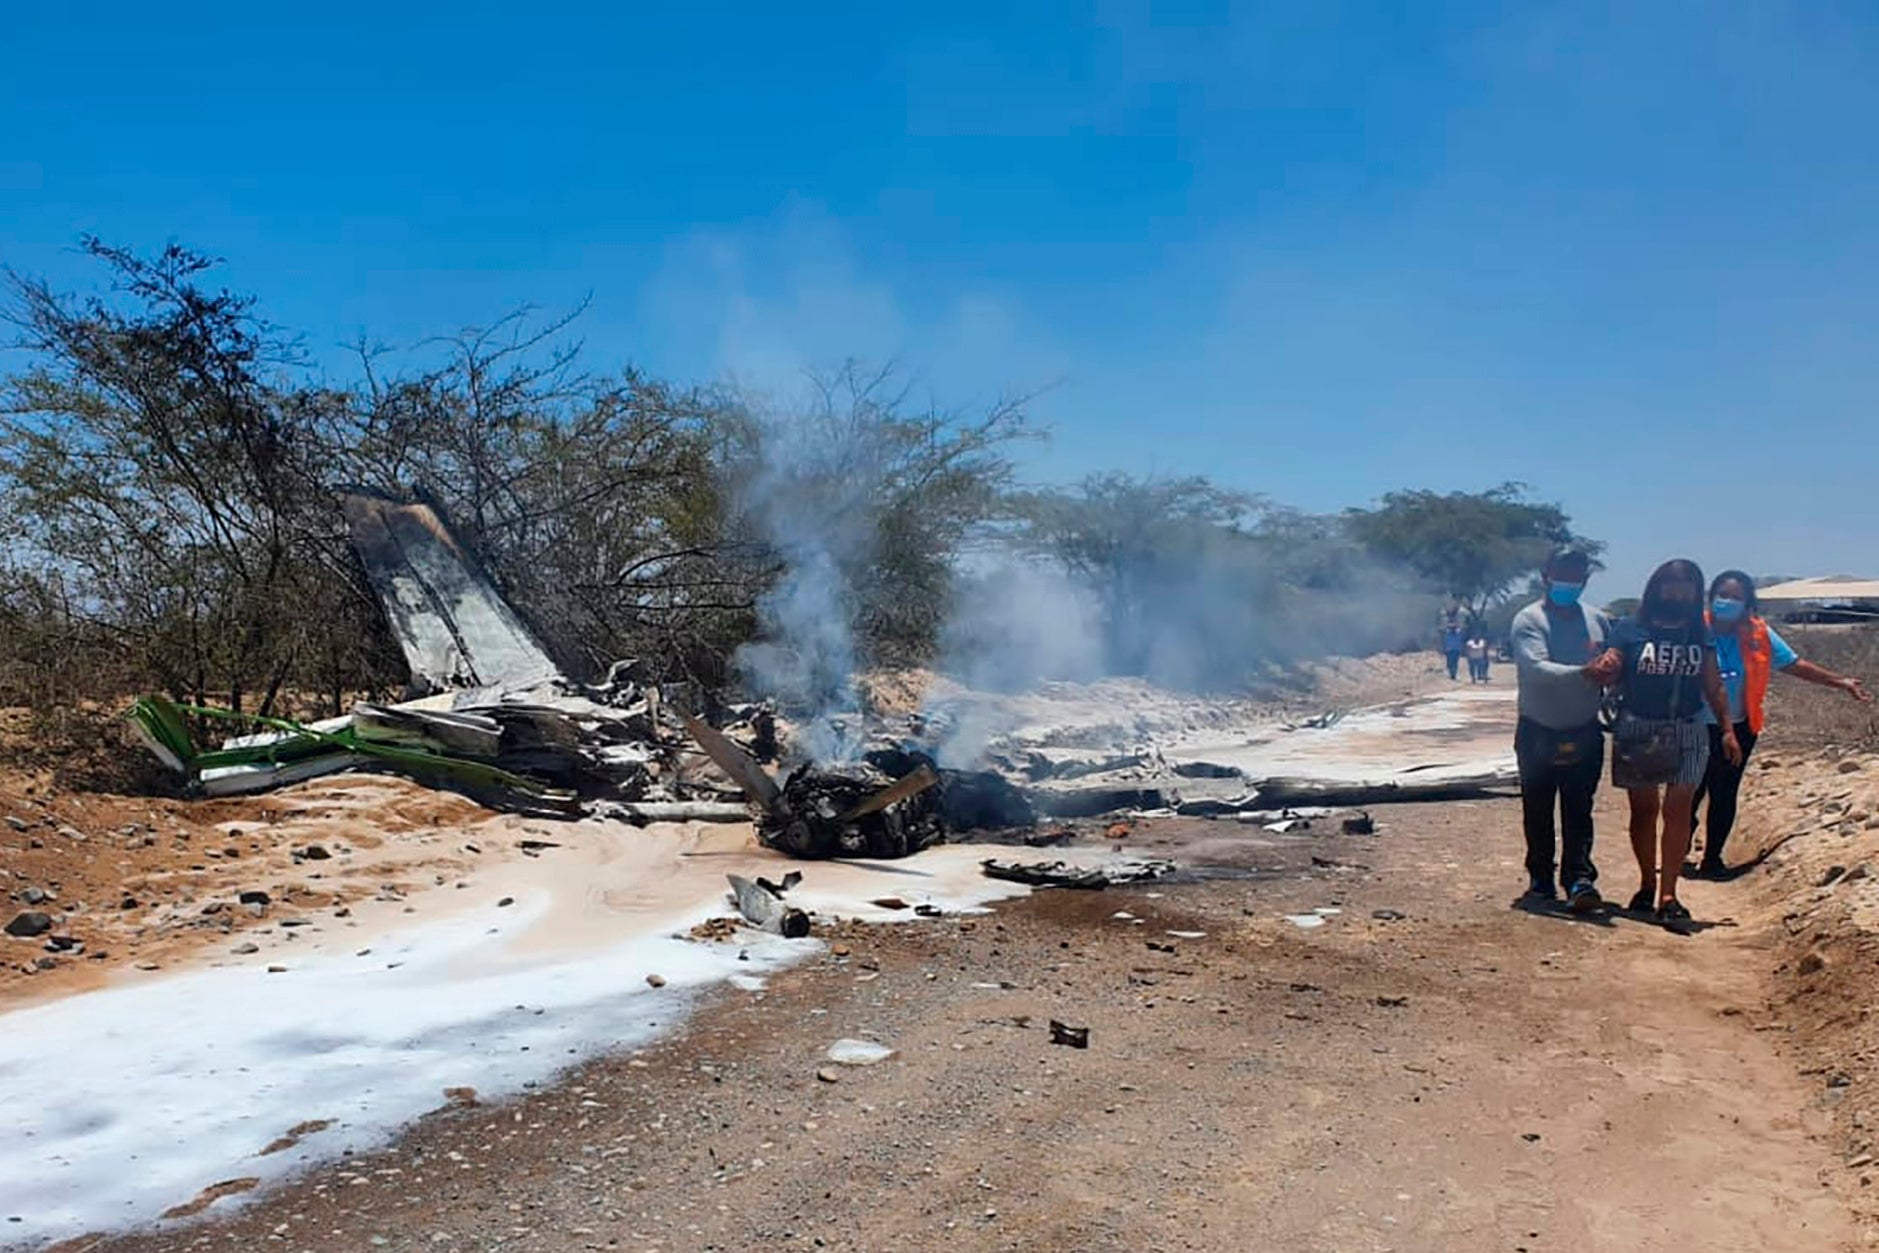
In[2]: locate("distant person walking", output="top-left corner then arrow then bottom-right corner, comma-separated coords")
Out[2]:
1466,632 -> 1491,683
1692,570 -> 1871,877
1442,616 -> 1467,682
1510,548 -> 1610,911
1585,559 -> 1738,930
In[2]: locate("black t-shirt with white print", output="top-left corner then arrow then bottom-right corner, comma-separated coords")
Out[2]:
1609,615 -> 1713,721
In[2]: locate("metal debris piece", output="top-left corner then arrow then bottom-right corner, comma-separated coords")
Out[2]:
682,713 -> 781,808
339,492 -> 561,694
979,858 -> 1175,890
840,765 -> 940,822
604,801 -> 751,824
1048,1021 -> 1090,1049
726,874 -> 812,939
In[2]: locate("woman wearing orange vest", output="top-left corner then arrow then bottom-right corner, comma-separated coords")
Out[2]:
1695,570 -> 1871,877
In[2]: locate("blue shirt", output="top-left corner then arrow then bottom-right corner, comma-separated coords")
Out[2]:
1708,623 -> 1800,724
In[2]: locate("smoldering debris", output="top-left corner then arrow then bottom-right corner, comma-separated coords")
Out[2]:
759,758 -> 945,860
128,489 -> 1503,864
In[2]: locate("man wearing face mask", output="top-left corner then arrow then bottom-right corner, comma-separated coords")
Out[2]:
1693,569 -> 1871,877
1509,548 -> 1612,910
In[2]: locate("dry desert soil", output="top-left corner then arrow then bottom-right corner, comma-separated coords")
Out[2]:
10,665 -> 1879,1253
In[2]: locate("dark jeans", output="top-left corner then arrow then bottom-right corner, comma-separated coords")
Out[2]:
1515,717 -> 1604,890
1445,650 -> 1462,680
1692,720 -> 1759,867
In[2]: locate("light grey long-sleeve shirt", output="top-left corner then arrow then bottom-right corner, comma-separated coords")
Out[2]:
1511,600 -> 1610,730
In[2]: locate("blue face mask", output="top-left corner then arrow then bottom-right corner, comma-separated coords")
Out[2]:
1712,597 -> 1747,623
1547,582 -> 1585,608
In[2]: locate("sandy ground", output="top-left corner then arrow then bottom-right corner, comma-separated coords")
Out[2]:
1166,685 -> 1516,785
42,771 -> 1870,1251
0,775 -> 552,1010
11,660 -> 1877,1252
0,653 -> 1461,1012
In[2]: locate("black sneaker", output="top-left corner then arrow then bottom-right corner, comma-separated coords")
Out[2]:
1567,880 -> 1603,913
1656,899 -> 1694,934
1697,859 -> 1726,880
1626,888 -> 1655,913
1525,879 -> 1559,902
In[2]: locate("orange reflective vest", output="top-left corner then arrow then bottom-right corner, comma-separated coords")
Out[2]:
1706,612 -> 1776,734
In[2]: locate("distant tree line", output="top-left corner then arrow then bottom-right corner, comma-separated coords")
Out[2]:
0,240 -> 1600,741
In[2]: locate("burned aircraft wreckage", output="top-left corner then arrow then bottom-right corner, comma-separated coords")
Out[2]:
129,492 -> 1511,861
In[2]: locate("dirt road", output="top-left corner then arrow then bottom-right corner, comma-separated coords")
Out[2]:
70,753 -> 1857,1251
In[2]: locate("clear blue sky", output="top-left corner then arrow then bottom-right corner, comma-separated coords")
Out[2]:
4,0 -> 1876,597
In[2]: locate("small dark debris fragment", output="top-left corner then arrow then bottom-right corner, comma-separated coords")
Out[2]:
237,891 -> 270,908
1342,812 -> 1376,835
1372,909 -> 1407,922
1049,1021 -> 1090,1049
756,872 -> 803,897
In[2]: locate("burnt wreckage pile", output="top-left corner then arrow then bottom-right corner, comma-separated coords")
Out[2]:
132,494 -> 749,819
756,748 -> 1036,860
130,491 -> 1491,862
129,491 -> 1050,858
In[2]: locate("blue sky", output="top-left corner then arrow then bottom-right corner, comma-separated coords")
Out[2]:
4,0 -> 1876,597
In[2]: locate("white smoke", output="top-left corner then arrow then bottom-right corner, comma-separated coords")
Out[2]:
924,556 -> 1107,766
728,397 -> 878,763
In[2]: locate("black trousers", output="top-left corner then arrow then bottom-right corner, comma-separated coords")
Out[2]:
1515,718 -> 1604,889
1692,720 -> 1759,867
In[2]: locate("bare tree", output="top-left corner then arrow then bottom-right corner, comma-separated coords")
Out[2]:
0,239 -> 393,716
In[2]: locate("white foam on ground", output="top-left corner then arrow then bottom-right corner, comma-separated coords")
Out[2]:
0,832 -> 1126,1246
1166,687 -> 1518,785
0,897 -> 796,1245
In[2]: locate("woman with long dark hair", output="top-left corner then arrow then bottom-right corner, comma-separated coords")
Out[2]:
1693,570 -> 1870,877
1585,559 -> 1738,929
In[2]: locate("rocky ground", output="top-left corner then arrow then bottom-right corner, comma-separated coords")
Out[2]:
0,774 -> 552,1010
37,765 -> 1874,1252
11,652 -> 1879,1251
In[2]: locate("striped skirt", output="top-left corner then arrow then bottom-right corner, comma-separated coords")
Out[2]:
1611,714 -> 1710,790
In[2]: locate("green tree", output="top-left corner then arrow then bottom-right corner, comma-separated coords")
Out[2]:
1344,482 -> 1601,616
1006,474 -> 1431,684
718,362 -> 1032,690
